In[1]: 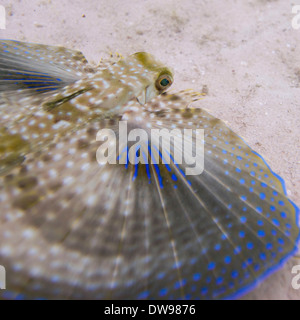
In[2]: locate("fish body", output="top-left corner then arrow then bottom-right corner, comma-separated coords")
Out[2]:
0,40 -> 299,300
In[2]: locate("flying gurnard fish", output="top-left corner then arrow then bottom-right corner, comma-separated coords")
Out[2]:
0,40 -> 299,300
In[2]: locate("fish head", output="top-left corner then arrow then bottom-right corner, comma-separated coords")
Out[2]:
129,52 -> 174,105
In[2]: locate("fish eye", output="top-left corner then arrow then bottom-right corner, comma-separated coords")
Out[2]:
155,74 -> 173,91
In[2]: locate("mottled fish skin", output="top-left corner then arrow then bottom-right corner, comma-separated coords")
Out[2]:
0,40 -> 299,300
0,41 -> 173,175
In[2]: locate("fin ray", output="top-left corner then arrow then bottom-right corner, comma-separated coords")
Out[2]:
0,40 -> 95,97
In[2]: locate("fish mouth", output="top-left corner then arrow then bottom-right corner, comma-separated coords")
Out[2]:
136,86 -> 148,105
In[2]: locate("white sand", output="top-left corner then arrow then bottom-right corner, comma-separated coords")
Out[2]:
0,0 -> 299,299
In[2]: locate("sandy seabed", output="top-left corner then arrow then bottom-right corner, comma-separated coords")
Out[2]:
0,0 -> 299,300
